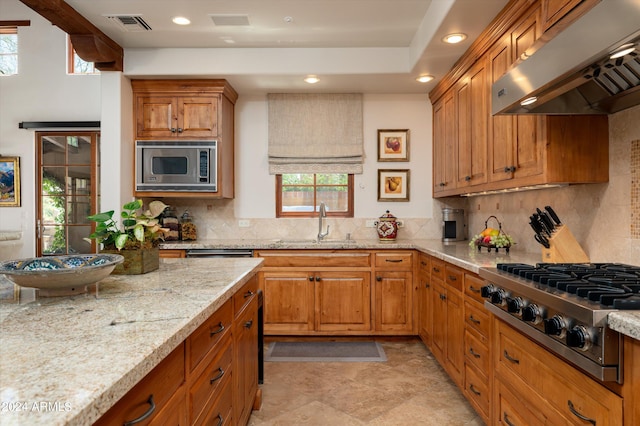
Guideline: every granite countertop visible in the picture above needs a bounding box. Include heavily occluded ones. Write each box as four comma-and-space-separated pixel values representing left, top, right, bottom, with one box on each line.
0, 257, 263, 426
162, 238, 640, 341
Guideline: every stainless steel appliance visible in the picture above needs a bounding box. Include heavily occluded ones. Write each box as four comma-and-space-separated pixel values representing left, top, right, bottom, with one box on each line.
136, 141, 217, 192
492, 0, 640, 115
479, 263, 640, 383
442, 208, 466, 242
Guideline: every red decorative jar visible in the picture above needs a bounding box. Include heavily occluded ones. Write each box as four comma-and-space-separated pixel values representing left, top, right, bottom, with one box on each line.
375, 210, 398, 242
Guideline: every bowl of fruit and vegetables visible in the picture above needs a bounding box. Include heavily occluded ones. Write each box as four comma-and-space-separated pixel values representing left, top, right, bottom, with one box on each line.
469, 216, 514, 253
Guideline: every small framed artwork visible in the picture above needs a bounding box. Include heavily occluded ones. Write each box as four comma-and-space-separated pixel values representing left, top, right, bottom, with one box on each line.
378, 169, 410, 201
0, 156, 20, 207
378, 129, 409, 162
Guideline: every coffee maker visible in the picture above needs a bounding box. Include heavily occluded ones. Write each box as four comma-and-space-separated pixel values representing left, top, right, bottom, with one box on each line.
442, 208, 466, 242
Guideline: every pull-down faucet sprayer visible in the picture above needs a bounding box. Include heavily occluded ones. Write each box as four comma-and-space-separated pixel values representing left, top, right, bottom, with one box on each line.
317, 202, 330, 241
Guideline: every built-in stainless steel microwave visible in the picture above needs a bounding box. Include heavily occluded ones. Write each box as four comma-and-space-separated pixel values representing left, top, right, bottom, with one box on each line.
135, 141, 217, 192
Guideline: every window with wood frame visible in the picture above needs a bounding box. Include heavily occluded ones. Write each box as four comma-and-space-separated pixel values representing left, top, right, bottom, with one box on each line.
0, 27, 18, 75
67, 36, 98, 75
276, 173, 353, 218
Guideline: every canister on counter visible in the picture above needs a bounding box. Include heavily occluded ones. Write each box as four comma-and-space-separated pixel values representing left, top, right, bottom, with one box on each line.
161, 206, 180, 241
180, 210, 197, 241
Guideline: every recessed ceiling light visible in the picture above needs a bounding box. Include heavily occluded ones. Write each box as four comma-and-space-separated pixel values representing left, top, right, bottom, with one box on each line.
442, 33, 467, 44
610, 43, 636, 59
520, 96, 538, 106
416, 74, 434, 83
172, 16, 191, 25
304, 75, 320, 84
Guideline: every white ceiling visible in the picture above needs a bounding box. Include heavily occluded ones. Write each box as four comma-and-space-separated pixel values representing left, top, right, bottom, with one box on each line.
64, 0, 509, 94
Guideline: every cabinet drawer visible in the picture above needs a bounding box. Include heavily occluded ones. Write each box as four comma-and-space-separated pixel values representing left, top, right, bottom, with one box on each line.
464, 364, 489, 420
149, 386, 187, 426
465, 330, 489, 375
445, 264, 463, 291
257, 250, 371, 268
95, 344, 185, 426
193, 371, 233, 426
496, 320, 623, 425
430, 258, 445, 280
464, 273, 486, 304
464, 301, 490, 341
417, 254, 430, 275
495, 381, 545, 426
374, 251, 413, 271
233, 275, 259, 316
188, 298, 232, 372
190, 337, 233, 424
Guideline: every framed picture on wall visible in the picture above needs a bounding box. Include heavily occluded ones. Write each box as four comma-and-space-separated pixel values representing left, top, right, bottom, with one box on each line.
0, 156, 20, 207
377, 129, 409, 161
378, 169, 409, 201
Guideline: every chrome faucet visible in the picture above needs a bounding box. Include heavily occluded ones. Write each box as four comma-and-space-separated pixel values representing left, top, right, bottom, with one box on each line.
317, 202, 330, 241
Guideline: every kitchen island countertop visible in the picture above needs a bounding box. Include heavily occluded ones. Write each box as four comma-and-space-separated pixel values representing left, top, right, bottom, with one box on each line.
163, 238, 640, 341
0, 257, 263, 426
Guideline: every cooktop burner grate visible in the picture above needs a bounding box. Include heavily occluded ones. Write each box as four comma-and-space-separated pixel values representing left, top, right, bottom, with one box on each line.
496, 262, 640, 309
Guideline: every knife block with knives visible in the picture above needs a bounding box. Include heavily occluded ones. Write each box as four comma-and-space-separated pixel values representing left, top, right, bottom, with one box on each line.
531, 206, 590, 263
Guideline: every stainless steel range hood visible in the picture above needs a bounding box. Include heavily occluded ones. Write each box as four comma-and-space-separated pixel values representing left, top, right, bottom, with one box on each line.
492, 0, 640, 115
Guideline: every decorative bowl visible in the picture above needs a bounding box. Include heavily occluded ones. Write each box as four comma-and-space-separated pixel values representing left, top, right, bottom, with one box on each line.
0, 254, 124, 291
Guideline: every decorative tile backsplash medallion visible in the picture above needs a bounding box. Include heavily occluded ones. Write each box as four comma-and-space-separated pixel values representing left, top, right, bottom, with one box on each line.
632, 140, 639, 239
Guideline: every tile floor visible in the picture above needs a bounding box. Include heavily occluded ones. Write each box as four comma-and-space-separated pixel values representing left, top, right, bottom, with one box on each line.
248, 338, 483, 425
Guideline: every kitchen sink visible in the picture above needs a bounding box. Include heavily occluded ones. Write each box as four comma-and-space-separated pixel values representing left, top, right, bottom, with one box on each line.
275, 239, 357, 245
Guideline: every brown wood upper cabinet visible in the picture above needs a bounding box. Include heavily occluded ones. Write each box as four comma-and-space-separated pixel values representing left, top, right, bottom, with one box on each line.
132, 79, 238, 199
430, 0, 608, 198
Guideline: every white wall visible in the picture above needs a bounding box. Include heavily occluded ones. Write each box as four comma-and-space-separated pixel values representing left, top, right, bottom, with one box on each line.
0, 0, 101, 259
233, 93, 433, 219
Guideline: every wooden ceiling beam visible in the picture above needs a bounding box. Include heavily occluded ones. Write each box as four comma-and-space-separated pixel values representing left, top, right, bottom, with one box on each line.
19, 0, 123, 71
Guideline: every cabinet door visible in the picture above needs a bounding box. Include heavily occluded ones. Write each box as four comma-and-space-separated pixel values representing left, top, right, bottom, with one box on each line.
234, 295, 259, 426
541, 0, 584, 31
262, 271, 314, 333
445, 288, 464, 388
487, 36, 515, 183
136, 95, 177, 138
418, 270, 432, 346
178, 96, 219, 138
315, 271, 371, 332
433, 91, 456, 195
430, 278, 447, 365
510, 9, 544, 181
456, 61, 488, 188
374, 271, 413, 332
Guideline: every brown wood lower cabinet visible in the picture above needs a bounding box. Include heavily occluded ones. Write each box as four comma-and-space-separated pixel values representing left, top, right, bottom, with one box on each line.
95, 275, 260, 426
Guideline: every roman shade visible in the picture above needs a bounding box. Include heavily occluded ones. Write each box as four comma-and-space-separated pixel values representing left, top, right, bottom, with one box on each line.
268, 93, 364, 174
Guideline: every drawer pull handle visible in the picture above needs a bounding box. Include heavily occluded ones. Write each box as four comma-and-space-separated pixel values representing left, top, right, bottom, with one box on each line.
216, 414, 224, 426
439, 293, 446, 300
244, 290, 255, 298
503, 412, 516, 426
424, 283, 430, 289
210, 367, 225, 384
469, 315, 480, 325
469, 384, 481, 396
448, 275, 457, 281
309, 276, 314, 282
123, 394, 155, 426
210, 322, 225, 337
385, 259, 403, 263
244, 320, 253, 329
469, 347, 481, 358
469, 285, 481, 293
315, 276, 321, 282
376, 276, 382, 282
568, 400, 596, 425
503, 350, 520, 364
420, 261, 427, 266
433, 267, 440, 273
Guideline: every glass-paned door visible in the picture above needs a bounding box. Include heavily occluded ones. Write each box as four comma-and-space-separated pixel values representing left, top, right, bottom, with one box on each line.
36, 132, 100, 256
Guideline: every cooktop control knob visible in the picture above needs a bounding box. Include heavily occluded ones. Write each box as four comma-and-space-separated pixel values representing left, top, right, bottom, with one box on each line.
491, 288, 508, 306
566, 325, 592, 351
522, 304, 542, 324
543, 315, 566, 337
506, 296, 524, 314
481, 284, 496, 298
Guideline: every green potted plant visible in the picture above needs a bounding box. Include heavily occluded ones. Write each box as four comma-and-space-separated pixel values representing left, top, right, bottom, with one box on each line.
87, 199, 168, 274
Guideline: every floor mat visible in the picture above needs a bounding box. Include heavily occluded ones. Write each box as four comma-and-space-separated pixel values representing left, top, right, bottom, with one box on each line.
265, 341, 387, 362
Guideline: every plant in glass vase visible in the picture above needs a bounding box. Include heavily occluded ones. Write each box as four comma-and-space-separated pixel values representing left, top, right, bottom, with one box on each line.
86, 199, 168, 274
